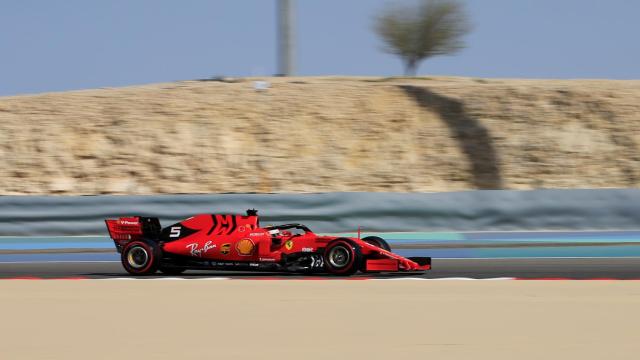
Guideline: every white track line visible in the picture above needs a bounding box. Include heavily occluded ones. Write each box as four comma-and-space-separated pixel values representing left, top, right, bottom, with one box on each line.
427, 277, 516, 281
370, 277, 515, 281
369, 277, 427, 281
90, 277, 515, 281
99, 277, 232, 281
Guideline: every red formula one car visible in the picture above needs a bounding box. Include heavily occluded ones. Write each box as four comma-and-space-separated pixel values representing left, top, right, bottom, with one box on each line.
105, 209, 431, 276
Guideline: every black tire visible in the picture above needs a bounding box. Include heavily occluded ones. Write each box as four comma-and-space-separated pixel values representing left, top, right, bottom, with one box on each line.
121, 240, 160, 275
323, 239, 363, 276
362, 236, 391, 252
159, 267, 186, 276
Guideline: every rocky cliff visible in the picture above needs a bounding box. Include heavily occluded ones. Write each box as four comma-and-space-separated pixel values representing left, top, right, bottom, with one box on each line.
0, 77, 638, 194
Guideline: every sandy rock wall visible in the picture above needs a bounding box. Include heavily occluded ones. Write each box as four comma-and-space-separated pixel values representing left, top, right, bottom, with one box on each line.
0, 77, 638, 194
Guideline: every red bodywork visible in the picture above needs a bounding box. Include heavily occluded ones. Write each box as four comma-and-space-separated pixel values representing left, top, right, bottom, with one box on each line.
105, 212, 430, 274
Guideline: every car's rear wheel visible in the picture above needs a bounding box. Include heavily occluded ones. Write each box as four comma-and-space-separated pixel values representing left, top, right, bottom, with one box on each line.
324, 240, 362, 276
121, 240, 160, 275
362, 236, 391, 252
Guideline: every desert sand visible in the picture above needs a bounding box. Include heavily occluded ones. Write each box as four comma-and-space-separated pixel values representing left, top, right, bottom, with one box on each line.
1, 280, 639, 359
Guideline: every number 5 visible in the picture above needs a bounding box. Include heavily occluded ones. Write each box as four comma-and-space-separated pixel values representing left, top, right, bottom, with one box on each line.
169, 226, 181, 238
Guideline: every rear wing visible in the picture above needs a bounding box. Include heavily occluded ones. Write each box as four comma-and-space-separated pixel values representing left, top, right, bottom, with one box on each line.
105, 217, 161, 252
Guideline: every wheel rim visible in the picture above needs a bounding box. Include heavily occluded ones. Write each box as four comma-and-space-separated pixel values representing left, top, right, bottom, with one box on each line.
127, 246, 149, 269
328, 245, 351, 269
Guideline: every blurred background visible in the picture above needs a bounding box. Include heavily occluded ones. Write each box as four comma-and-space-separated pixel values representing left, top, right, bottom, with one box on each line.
1, 0, 640, 272
2, 0, 640, 95
0, 0, 638, 196
3, 5, 640, 357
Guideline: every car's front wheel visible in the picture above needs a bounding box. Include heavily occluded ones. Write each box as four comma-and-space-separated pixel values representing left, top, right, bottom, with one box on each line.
324, 240, 362, 276
121, 241, 160, 275
362, 236, 391, 252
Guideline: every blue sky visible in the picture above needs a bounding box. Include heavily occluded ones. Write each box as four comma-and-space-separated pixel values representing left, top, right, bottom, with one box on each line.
1, 0, 638, 96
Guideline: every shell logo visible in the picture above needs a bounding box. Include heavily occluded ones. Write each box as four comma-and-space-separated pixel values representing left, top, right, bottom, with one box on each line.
284, 240, 294, 251
236, 238, 255, 256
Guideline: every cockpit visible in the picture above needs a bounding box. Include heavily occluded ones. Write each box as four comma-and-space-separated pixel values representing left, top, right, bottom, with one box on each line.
265, 223, 313, 236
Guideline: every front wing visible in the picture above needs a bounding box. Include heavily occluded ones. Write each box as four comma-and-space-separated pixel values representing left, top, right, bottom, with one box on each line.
357, 240, 431, 272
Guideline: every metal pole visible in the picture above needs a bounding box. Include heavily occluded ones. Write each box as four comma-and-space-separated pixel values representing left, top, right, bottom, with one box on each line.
277, 0, 295, 76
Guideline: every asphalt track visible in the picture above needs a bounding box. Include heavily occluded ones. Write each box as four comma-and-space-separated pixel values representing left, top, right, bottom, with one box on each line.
2, 257, 640, 279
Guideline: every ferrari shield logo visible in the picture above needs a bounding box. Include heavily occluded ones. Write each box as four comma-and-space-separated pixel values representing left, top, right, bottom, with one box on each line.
284, 240, 294, 250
